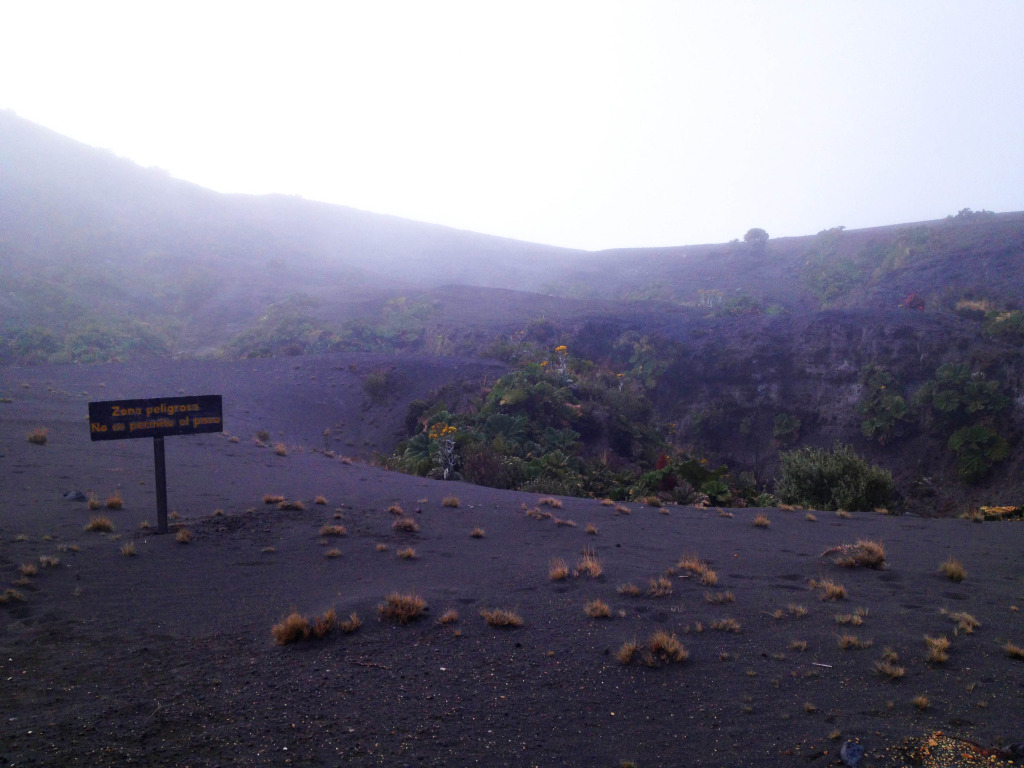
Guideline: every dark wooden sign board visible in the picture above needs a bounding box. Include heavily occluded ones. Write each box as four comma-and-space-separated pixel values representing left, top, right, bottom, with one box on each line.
88, 395, 223, 534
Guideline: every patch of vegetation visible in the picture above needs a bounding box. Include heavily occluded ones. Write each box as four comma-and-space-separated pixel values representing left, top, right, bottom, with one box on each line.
481, 607, 523, 627
390, 346, 711, 500
914, 362, 1011, 483
857, 365, 909, 445
776, 444, 894, 511
379, 592, 426, 624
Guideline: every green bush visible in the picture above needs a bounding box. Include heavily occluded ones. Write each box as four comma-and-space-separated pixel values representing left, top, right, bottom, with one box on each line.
776, 444, 894, 511
857, 365, 909, 445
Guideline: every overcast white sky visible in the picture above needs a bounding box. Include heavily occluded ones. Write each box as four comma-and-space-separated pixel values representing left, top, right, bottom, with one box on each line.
1, 1, 1022, 251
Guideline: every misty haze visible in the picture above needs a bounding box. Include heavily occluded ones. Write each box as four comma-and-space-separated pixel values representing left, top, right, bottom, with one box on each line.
2, 90, 1024, 768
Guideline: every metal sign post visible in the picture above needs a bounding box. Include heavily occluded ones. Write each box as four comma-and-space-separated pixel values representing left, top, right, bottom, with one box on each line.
88, 395, 223, 534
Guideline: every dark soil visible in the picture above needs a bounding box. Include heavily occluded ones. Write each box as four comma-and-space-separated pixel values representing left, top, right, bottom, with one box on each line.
2, 358, 1023, 767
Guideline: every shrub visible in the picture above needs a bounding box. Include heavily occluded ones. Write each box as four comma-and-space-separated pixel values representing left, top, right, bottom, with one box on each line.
314, 496, 327, 505
827, 540, 886, 569
1004, 642, 1024, 660
393, 517, 419, 533
438, 609, 459, 625
379, 592, 426, 624
339, 612, 362, 633
120, 542, 136, 557
27, 428, 48, 445
584, 599, 612, 618
752, 514, 770, 528
272, 611, 311, 645
776, 445, 894, 511
481, 607, 523, 627
105, 493, 124, 510
925, 635, 950, 663
470, 527, 485, 538
575, 550, 602, 578
442, 495, 460, 508
273, 443, 288, 457
175, 528, 192, 544
940, 558, 966, 582
616, 639, 639, 664
397, 547, 417, 559
85, 516, 114, 533
363, 367, 396, 402
648, 630, 689, 664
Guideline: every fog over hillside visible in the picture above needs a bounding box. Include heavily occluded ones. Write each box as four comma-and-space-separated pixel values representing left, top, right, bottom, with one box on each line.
2, 112, 1023, 515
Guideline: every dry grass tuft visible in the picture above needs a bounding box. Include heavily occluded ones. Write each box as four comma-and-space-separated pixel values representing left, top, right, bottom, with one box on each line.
913, 695, 930, 710
85, 515, 114, 533
618, 582, 640, 597
212, 508, 224, 517
752, 514, 771, 528
705, 591, 736, 604
324, 548, 341, 558
0, 589, 26, 604
272, 611, 311, 645
273, 443, 288, 456
940, 558, 967, 583
105, 493, 123, 510
319, 524, 347, 537
175, 528, 192, 544
120, 542, 136, 557
835, 612, 864, 626
442, 495, 460, 508
923, 634, 950, 663
584, 599, 612, 618
481, 607, 523, 627
538, 497, 563, 508
18, 563, 38, 577
88, 495, 101, 510
942, 609, 980, 635
790, 640, 808, 652
614, 504, 631, 515
339, 612, 362, 633
388, 503, 404, 515
438, 609, 459, 625
789, 603, 809, 618
375, 543, 388, 552
811, 578, 846, 601
647, 576, 673, 597
648, 630, 689, 664
718, 508, 734, 518
600, 498, 615, 506
804, 702, 818, 714
835, 510, 852, 519
470, 527, 485, 538
875, 658, 906, 680
393, 517, 419, 533
828, 540, 886, 569
575, 549, 602, 578
311, 608, 336, 639
554, 518, 577, 527
616, 639, 639, 664
837, 634, 872, 650
711, 618, 741, 632
27, 427, 48, 445
585, 523, 599, 535
549, 558, 570, 581
805, 513, 817, 521
379, 592, 426, 624
313, 496, 327, 505
1003, 641, 1024, 660
261, 546, 276, 554
397, 547, 417, 560
263, 494, 285, 504
278, 499, 305, 511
